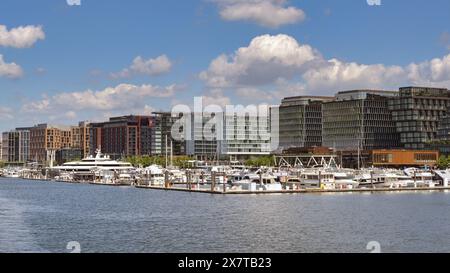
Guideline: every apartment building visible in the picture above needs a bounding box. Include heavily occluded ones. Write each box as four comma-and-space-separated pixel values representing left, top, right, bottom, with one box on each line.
389, 86, 450, 149
90, 115, 153, 159
29, 124, 72, 164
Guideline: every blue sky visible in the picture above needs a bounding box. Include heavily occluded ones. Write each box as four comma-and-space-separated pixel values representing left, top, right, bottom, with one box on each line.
0, 0, 450, 132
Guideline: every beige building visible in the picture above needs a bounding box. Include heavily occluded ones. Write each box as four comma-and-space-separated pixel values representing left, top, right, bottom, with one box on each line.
30, 124, 73, 164
71, 121, 91, 157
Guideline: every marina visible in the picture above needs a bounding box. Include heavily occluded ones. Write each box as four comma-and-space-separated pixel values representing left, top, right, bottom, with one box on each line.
2, 149, 450, 195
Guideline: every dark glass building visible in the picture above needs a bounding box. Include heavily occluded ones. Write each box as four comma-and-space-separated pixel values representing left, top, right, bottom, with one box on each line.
279, 96, 333, 150
322, 90, 400, 151
389, 87, 450, 149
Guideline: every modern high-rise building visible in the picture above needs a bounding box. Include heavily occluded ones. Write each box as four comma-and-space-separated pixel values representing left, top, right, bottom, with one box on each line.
322, 90, 400, 151
90, 115, 153, 159
151, 112, 186, 156
220, 108, 272, 160
438, 109, 450, 141
1, 128, 30, 163
30, 124, 72, 164
278, 96, 333, 150
389, 87, 450, 149
186, 112, 220, 160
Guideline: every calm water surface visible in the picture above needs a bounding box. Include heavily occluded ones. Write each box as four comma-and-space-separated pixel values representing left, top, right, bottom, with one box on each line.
1, 178, 449, 253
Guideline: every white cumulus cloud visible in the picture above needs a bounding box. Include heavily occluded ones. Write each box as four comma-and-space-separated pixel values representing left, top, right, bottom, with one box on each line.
0, 24, 45, 48
22, 83, 181, 114
200, 34, 319, 87
213, 0, 305, 28
0, 54, 23, 79
200, 34, 450, 99
111, 55, 172, 78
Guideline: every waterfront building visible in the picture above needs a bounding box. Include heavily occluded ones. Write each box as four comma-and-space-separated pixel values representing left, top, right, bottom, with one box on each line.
278, 96, 333, 150
388, 86, 450, 149
322, 90, 400, 151
71, 121, 91, 158
186, 112, 219, 160
1, 128, 30, 163
438, 109, 450, 141
151, 112, 186, 157
371, 149, 439, 168
90, 115, 153, 159
220, 107, 272, 160
30, 124, 72, 164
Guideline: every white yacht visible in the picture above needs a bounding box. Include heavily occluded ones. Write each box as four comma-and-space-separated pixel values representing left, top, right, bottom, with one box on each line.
231, 172, 282, 191
140, 165, 165, 186
52, 149, 134, 173
403, 168, 436, 188
2, 168, 21, 178
52, 149, 134, 183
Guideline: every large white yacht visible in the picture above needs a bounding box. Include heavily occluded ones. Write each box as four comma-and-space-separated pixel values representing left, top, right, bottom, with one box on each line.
52, 149, 134, 173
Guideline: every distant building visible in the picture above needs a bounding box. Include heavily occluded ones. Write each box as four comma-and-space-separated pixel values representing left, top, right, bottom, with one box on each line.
1, 128, 30, 163
71, 121, 91, 158
438, 109, 450, 141
90, 115, 153, 159
55, 148, 83, 165
322, 90, 400, 151
278, 96, 333, 150
371, 149, 439, 167
220, 108, 272, 160
186, 112, 219, 160
389, 86, 450, 149
151, 112, 186, 156
30, 124, 72, 164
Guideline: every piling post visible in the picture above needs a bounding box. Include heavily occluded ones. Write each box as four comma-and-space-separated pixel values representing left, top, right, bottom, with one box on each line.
165, 170, 169, 188
223, 173, 227, 193
187, 170, 191, 190
318, 171, 322, 189
370, 170, 374, 189
211, 171, 216, 192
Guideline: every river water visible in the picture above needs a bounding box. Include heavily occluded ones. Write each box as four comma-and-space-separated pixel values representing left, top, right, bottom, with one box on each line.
0, 178, 449, 253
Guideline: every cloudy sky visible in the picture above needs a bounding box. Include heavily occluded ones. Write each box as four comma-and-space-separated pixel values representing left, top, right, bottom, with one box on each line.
0, 0, 450, 132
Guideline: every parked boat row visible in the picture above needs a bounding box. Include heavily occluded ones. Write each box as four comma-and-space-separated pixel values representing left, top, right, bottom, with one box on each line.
1, 150, 449, 192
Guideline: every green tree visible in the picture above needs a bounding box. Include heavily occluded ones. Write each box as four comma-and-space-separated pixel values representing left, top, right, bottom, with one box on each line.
437, 155, 449, 169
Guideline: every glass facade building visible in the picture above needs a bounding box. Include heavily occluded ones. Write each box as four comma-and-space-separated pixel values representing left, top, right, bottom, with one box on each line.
323, 90, 400, 151
389, 87, 450, 149
278, 96, 333, 150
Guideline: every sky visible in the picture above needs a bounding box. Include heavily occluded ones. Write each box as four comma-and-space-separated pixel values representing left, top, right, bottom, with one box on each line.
0, 0, 450, 132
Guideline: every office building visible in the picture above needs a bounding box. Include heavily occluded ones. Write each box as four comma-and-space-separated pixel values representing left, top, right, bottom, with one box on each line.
278, 96, 333, 150
323, 90, 400, 151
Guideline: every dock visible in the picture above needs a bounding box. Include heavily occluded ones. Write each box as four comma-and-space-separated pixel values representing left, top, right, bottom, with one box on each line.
135, 185, 450, 195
